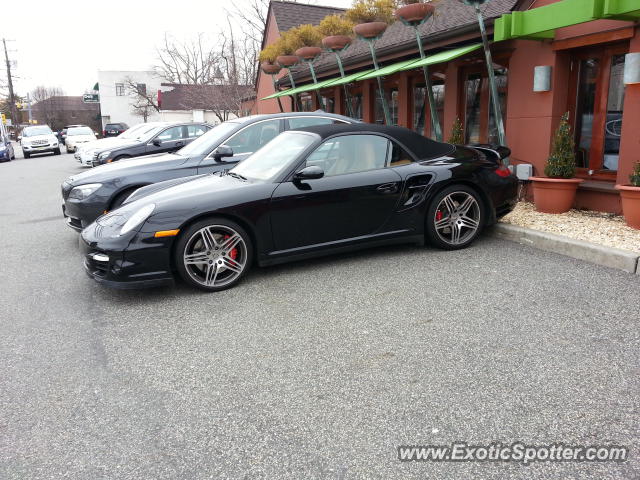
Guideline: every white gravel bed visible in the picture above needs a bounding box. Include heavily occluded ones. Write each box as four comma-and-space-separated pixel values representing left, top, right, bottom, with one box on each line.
500, 202, 640, 254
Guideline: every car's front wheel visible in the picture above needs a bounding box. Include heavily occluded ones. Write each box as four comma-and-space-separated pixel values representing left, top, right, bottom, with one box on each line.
54, 148, 61, 155
425, 185, 484, 250
175, 218, 253, 292
22, 150, 30, 159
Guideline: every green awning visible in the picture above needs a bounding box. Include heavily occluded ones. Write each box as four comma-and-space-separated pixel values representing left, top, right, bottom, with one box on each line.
494, 0, 640, 42
398, 44, 482, 71
261, 43, 482, 100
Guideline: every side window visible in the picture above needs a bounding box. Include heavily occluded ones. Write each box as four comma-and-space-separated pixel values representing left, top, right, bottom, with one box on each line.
186, 124, 207, 138
287, 117, 346, 129
225, 119, 280, 155
388, 141, 414, 167
156, 126, 184, 142
305, 134, 389, 177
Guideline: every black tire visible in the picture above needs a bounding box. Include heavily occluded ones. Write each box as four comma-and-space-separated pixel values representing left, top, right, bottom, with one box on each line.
109, 188, 138, 210
54, 148, 61, 155
23, 150, 30, 159
175, 217, 253, 292
425, 184, 484, 250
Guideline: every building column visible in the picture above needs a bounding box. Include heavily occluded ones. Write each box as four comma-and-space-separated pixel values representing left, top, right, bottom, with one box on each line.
334, 86, 344, 115
397, 71, 411, 128
443, 61, 460, 141
362, 80, 375, 123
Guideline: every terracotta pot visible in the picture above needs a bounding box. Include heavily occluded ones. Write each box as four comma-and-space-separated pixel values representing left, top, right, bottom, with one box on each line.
616, 185, 640, 229
353, 22, 388, 39
260, 62, 281, 75
295, 46, 322, 60
530, 177, 583, 214
395, 2, 435, 25
322, 35, 352, 51
276, 55, 299, 67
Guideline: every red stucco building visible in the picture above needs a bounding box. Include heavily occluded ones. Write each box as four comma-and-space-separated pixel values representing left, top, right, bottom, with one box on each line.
251, 0, 640, 214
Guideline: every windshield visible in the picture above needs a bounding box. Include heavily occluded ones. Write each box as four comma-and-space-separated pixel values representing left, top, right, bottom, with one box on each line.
178, 122, 239, 156
231, 131, 317, 182
23, 126, 53, 137
67, 127, 93, 136
133, 125, 165, 142
118, 124, 146, 139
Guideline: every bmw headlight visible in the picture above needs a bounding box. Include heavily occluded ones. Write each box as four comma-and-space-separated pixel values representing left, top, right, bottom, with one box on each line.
69, 183, 102, 200
98, 151, 111, 160
120, 203, 155, 235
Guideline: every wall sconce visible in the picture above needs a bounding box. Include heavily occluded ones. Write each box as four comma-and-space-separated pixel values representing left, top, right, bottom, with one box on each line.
624, 52, 640, 85
533, 66, 552, 92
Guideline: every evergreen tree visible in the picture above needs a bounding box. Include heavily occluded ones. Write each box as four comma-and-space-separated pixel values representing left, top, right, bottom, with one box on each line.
544, 112, 576, 178
630, 161, 640, 187
448, 117, 464, 144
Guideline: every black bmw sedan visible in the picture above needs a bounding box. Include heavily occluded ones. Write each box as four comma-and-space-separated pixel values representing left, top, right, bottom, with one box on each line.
80, 123, 517, 292
61, 112, 355, 231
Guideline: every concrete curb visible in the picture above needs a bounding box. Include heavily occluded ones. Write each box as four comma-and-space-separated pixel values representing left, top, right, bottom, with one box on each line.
489, 223, 640, 275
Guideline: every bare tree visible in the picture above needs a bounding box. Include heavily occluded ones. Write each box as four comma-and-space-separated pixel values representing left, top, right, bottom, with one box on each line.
31, 86, 65, 128
155, 33, 223, 85
123, 77, 160, 122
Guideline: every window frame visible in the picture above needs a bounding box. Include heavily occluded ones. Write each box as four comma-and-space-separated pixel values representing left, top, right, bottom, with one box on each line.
205, 118, 283, 159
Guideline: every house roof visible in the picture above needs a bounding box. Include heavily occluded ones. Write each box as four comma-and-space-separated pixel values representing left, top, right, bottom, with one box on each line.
271, 1, 345, 32
32, 96, 99, 112
277, 0, 519, 86
160, 83, 254, 111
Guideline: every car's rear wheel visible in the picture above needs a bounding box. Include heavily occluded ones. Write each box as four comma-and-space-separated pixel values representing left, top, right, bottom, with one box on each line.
54, 148, 61, 155
23, 150, 30, 159
175, 218, 253, 292
425, 185, 483, 250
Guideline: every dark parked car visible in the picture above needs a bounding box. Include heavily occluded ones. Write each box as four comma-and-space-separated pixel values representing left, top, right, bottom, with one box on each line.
0, 130, 15, 162
61, 113, 355, 231
103, 122, 129, 138
79, 123, 517, 292
90, 122, 211, 166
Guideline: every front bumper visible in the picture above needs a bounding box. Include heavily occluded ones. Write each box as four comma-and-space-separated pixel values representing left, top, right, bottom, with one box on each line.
23, 143, 58, 153
62, 197, 104, 231
80, 227, 175, 289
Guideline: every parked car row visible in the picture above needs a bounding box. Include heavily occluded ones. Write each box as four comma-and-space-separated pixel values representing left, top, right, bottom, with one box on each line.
61, 112, 518, 293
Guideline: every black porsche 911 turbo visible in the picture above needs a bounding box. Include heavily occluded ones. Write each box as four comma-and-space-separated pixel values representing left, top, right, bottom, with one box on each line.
80, 123, 517, 292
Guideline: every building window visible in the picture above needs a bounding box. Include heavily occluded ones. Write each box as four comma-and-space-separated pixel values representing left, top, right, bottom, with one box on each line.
115, 83, 125, 96
136, 83, 147, 95
375, 88, 398, 125
413, 81, 445, 139
346, 93, 363, 121
570, 45, 627, 173
299, 93, 313, 112
462, 64, 508, 145
321, 95, 335, 113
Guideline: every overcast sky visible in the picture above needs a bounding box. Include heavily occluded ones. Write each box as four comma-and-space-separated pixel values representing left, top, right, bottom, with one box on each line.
2, 0, 351, 97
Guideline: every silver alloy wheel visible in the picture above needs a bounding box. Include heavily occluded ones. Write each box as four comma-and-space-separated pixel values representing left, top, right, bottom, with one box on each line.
183, 225, 247, 288
433, 191, 481, 246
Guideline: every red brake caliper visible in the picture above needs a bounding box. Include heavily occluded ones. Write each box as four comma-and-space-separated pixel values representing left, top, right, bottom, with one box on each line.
435, 210, 443, 221
223, 235, 238, 260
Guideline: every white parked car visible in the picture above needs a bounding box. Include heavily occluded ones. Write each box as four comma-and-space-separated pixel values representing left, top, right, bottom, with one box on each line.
65, 126, 98, 153
20, 125, 60, 158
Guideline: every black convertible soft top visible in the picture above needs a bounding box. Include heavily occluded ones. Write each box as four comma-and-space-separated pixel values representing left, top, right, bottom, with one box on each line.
293, 123, 455, 161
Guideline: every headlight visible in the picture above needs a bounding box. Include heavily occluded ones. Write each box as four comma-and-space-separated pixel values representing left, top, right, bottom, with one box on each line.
98, 151, 111, 160
68, 183, 102, 200
120, 204, 155, 235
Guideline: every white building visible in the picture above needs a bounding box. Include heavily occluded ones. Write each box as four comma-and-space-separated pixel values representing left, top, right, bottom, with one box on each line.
97, 70, 163, 128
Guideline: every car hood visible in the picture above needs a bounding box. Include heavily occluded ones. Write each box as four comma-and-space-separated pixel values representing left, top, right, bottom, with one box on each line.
66, 135, 96, 143
95, 139, 141, 152
67, 153, 188, 185
22, 134, 56, 142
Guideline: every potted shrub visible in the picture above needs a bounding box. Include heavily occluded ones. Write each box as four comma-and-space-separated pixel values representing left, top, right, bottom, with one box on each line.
530, 112, 583, 214
258, 44, 282, 75
395, 0, 437, 26
448, 117, 464, 144
291, 24, 323, 60
616, 162, 640, 229
346, 0, 396, 39
319, 14, 354, 51
274, 30, 300, 68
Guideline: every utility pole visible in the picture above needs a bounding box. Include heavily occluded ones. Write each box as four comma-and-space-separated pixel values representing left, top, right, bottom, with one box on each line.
3, 38, 19, 128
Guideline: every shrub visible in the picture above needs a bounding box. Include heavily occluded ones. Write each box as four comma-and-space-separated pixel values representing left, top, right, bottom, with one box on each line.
259, 44, 280, 63
288, 24, 323, 48
544, 112, 576, 179
630, 161, 640, 187
448, 117, 464, 144
318, 15, 355, 37
346, 0, 397, 24
277, 30, 301, 55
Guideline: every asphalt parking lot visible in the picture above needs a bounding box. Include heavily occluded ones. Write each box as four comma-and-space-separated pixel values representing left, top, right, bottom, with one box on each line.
1, 151, 639, 479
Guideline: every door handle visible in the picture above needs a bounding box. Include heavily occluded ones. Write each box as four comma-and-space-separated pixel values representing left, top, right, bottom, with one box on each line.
376, 182, 398, 194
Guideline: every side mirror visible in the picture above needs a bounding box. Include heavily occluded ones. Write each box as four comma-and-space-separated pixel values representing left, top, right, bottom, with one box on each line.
212, 144, 234, 162
294, 165, 324, 181
152, 138, 162, 146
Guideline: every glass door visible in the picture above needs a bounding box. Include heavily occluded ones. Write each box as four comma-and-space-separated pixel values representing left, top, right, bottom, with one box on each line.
568, 44, 627, 177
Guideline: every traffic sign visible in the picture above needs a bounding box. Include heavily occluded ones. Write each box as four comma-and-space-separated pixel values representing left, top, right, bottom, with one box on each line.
83, 93, 99, 103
